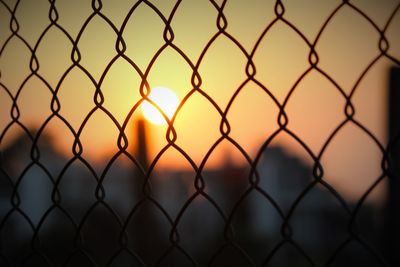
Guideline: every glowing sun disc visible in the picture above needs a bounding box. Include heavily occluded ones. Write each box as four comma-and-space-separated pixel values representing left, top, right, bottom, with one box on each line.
142, 86, 179, 125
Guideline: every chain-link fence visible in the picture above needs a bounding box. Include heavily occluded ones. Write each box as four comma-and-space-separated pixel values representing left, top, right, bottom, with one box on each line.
0, 0, 399, 266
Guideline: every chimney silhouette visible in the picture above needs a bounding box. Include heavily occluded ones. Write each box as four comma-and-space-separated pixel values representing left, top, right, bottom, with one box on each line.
135, 117, 149, 170
131, 117, 166, 264
130, 117, 149, 203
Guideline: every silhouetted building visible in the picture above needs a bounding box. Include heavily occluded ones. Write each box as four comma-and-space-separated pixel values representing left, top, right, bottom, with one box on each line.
0, 125, 384, 266
0, 130, 65, 234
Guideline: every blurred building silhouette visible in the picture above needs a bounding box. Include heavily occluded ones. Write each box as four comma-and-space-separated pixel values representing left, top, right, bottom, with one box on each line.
0, 123, 386, 266
0, 130, 64, 234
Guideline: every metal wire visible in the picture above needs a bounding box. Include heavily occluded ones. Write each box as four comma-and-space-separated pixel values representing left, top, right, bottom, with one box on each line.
0, 0, 399, 266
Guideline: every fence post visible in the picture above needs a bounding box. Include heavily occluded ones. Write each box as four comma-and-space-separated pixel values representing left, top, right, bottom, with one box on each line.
386, 67, 400, 266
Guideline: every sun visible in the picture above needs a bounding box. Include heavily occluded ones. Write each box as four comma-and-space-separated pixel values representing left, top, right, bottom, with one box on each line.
141, 86, 179, 125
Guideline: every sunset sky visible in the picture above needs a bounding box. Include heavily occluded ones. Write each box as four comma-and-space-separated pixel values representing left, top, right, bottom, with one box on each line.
0, 0, 399, 203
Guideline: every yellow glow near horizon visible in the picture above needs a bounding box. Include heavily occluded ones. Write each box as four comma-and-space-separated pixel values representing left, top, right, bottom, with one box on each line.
141, 86, 179, 125
1, 0, 397, 203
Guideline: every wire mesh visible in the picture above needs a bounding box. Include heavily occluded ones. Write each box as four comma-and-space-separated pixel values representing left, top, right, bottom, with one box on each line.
0, 0, 399, 266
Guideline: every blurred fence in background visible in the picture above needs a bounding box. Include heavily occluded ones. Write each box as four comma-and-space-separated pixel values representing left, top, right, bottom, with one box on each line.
0, 0, 400, 266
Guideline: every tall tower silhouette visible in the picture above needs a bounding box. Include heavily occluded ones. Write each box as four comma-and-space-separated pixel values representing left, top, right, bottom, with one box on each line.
131, 116, 150, 202
135, 117, 149, 171
131, 117, 165, 264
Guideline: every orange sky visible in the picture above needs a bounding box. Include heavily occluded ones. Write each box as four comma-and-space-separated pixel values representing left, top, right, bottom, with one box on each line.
1, 0, 399, 203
